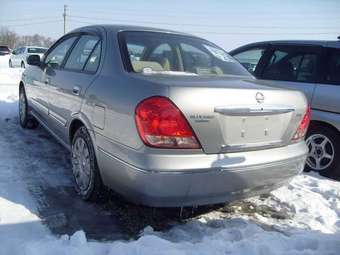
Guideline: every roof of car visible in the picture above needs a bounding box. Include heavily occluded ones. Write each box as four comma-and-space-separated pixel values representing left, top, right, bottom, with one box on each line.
230, 39, 340, 52
25, 46, 48, 48
71, 24, 198, 38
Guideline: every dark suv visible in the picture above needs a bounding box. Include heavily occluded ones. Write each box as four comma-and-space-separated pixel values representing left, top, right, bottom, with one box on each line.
230, 40, 340, 177
0, 46, 11, 56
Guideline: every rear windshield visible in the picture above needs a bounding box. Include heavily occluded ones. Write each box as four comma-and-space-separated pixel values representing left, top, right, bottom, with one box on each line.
119, 31, 251, 77
28, 47, 47, 54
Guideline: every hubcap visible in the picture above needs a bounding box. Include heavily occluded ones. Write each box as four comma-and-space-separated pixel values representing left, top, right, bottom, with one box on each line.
306, 134, 334, 171
19, 91, 26, 123
72, 137, 91, 192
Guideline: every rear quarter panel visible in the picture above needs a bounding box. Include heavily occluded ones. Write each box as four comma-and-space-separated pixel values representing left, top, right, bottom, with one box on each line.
312, 83, 340, 114
311, 83, 340, 132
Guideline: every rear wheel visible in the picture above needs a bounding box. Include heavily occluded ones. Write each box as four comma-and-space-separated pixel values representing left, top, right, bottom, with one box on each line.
19, 87, 39, 129
305, 124, 340, 177
71, 126, 105, 201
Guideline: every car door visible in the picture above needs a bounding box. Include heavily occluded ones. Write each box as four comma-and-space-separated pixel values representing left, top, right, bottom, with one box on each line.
257, 45, 322, 102
34, 35, 78, 125
312, 47, 340, 113
46, 34, 101, 143
12, 47, 22, 66
17, 47, 25, 66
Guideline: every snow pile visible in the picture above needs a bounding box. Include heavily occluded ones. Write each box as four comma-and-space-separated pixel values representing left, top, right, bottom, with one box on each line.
0, 65, 21, 120
0, 58, 339, 254
0, 55, 23, 86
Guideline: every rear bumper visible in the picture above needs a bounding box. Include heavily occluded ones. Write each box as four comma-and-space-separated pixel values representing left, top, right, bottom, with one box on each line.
98, 142, 308, 207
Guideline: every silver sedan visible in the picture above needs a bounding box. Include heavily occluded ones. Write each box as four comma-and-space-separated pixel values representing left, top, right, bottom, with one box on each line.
19, 25, 309, 207
9, 46, 47, 68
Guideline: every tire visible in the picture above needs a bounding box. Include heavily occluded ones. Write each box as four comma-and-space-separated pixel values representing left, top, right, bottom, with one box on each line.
71, 126, 106, 202
305, 124, 340, 178
21, 61, 25, 68
9, 60, 13, 68
19, 87, 39, 129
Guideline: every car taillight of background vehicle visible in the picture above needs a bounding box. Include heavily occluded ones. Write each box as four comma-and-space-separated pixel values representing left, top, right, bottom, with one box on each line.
135, 96, 201, 149
292, 105, 311, 141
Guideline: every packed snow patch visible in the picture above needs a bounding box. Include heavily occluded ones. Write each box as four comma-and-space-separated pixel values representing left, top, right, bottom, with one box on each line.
0, 58, 339, 254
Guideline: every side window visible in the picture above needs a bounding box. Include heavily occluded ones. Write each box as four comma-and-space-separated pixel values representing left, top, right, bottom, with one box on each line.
233, 47, 266, 73
84, 41, 101, 73
44, 36, 77, 69
64, 35, 100, 71
17, 47, 24, 54
325, 49, 340, 85
262, 48, 318, 82
268, 50, 289, 66
297, 54, 317, 82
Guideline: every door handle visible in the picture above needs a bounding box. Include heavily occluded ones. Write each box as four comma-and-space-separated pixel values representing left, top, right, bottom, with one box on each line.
72, 86, 80, 95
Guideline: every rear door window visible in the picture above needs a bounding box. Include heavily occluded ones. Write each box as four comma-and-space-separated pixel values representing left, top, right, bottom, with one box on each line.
232, 47, 266, 74
84, 41, 102, 73
28, 47, 47, 54
262, 47, 318, 82
64, 35, 100, 71
324, 49, 340, 85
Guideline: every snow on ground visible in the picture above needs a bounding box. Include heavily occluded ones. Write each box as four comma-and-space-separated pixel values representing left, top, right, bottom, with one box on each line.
0, 55, 339, 254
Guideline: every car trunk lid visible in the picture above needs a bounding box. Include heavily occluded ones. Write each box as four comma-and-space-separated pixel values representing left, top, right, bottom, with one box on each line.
166, 78, 307, 154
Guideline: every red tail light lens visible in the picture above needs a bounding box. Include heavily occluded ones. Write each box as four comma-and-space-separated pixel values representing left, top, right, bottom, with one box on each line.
135, 96, 201, 149
292, 105, 311, 141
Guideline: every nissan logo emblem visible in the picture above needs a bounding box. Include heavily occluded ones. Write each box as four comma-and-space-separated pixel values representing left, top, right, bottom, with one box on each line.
255, 92, 265, 104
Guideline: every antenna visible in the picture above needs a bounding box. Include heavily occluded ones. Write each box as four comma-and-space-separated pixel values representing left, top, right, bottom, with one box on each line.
63, 5, 68, 35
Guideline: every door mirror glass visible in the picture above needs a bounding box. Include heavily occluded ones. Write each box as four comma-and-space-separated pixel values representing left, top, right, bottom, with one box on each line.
27, 54, 41, 66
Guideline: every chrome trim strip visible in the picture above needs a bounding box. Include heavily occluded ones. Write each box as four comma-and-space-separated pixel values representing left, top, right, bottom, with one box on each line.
214, 105, 295, 116
31, 98, 48, 114
49, 110, 67, 127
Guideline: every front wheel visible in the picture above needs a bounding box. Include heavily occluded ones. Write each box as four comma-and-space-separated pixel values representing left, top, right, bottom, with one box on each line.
305, 124, 340, 177
71, 126, 105, 201
21, 61, 25, 68
19, 87, 39, 129
9, 60, 13, 68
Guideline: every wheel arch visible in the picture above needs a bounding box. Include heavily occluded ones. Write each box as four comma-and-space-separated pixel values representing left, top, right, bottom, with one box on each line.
19, 81, 24, 91
69, 119, 85, 143
68, 113, 97, 150
309, 120, 340, 135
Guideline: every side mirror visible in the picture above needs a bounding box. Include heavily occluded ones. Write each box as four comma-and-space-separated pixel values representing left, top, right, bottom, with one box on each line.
27, 55, 41, 66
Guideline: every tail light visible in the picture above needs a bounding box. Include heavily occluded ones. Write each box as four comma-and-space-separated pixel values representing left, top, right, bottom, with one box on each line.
135, 96, 201, 149
292, 105, 311, 141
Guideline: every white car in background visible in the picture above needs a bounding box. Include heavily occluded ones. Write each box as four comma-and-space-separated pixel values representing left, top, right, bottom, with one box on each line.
9, 46, 47, 68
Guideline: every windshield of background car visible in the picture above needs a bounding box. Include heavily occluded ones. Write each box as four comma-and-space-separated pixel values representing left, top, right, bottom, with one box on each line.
120, 31, 252, 77
0, 46, 9, 51
28, 47, 47, 54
